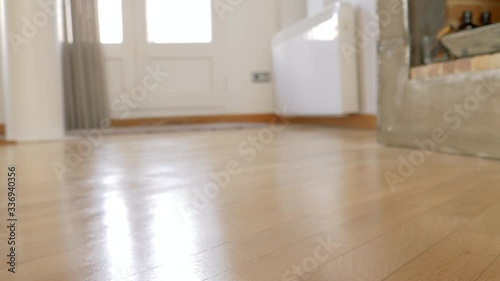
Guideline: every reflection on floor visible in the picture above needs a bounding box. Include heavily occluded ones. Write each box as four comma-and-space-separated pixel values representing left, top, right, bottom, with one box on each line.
0, 126, 499, 281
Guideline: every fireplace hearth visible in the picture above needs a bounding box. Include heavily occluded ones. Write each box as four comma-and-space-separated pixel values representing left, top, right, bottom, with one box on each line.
377, 0, 500, 159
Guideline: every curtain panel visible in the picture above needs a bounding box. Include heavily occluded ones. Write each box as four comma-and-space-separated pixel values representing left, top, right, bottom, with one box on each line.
63, 0, 108, 130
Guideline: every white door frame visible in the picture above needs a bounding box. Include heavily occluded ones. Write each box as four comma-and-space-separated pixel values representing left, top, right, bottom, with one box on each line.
102, 0, 227, 119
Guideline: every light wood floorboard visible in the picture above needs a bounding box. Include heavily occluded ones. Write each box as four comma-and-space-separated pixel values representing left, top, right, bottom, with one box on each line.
0, 126, 498, 281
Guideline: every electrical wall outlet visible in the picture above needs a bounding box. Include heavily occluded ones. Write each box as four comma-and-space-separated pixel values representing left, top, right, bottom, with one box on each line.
252, 72, 272, 83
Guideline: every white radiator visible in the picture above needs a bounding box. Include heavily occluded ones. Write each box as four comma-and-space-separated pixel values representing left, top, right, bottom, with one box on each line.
272, 2, 359, 116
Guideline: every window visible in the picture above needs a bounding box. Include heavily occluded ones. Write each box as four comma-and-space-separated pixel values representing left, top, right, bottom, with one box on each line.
98, 0, 124, 44
146, 0, 212, 44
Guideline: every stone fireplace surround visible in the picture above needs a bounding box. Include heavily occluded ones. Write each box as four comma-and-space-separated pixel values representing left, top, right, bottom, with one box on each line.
377, 0, 500, 159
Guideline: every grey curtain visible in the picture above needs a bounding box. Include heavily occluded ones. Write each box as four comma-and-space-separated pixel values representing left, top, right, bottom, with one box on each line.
63, 0, 108, 130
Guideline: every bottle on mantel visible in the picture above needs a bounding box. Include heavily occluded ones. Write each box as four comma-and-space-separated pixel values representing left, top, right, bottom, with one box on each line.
458, 11, 477, 31
481, 11, 492, 26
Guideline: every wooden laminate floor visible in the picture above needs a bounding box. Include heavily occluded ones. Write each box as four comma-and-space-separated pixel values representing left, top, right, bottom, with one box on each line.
0, 126, 499, 281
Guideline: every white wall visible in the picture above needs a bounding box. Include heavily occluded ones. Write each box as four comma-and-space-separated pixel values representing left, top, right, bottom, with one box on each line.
278, 0, 307, 29
307, 0, 326, 17
224, 0, 313, 114
104, 0, 281, 118
0, 0, 376, 127
104, 0, 377, 118
224, 0, 280, 114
